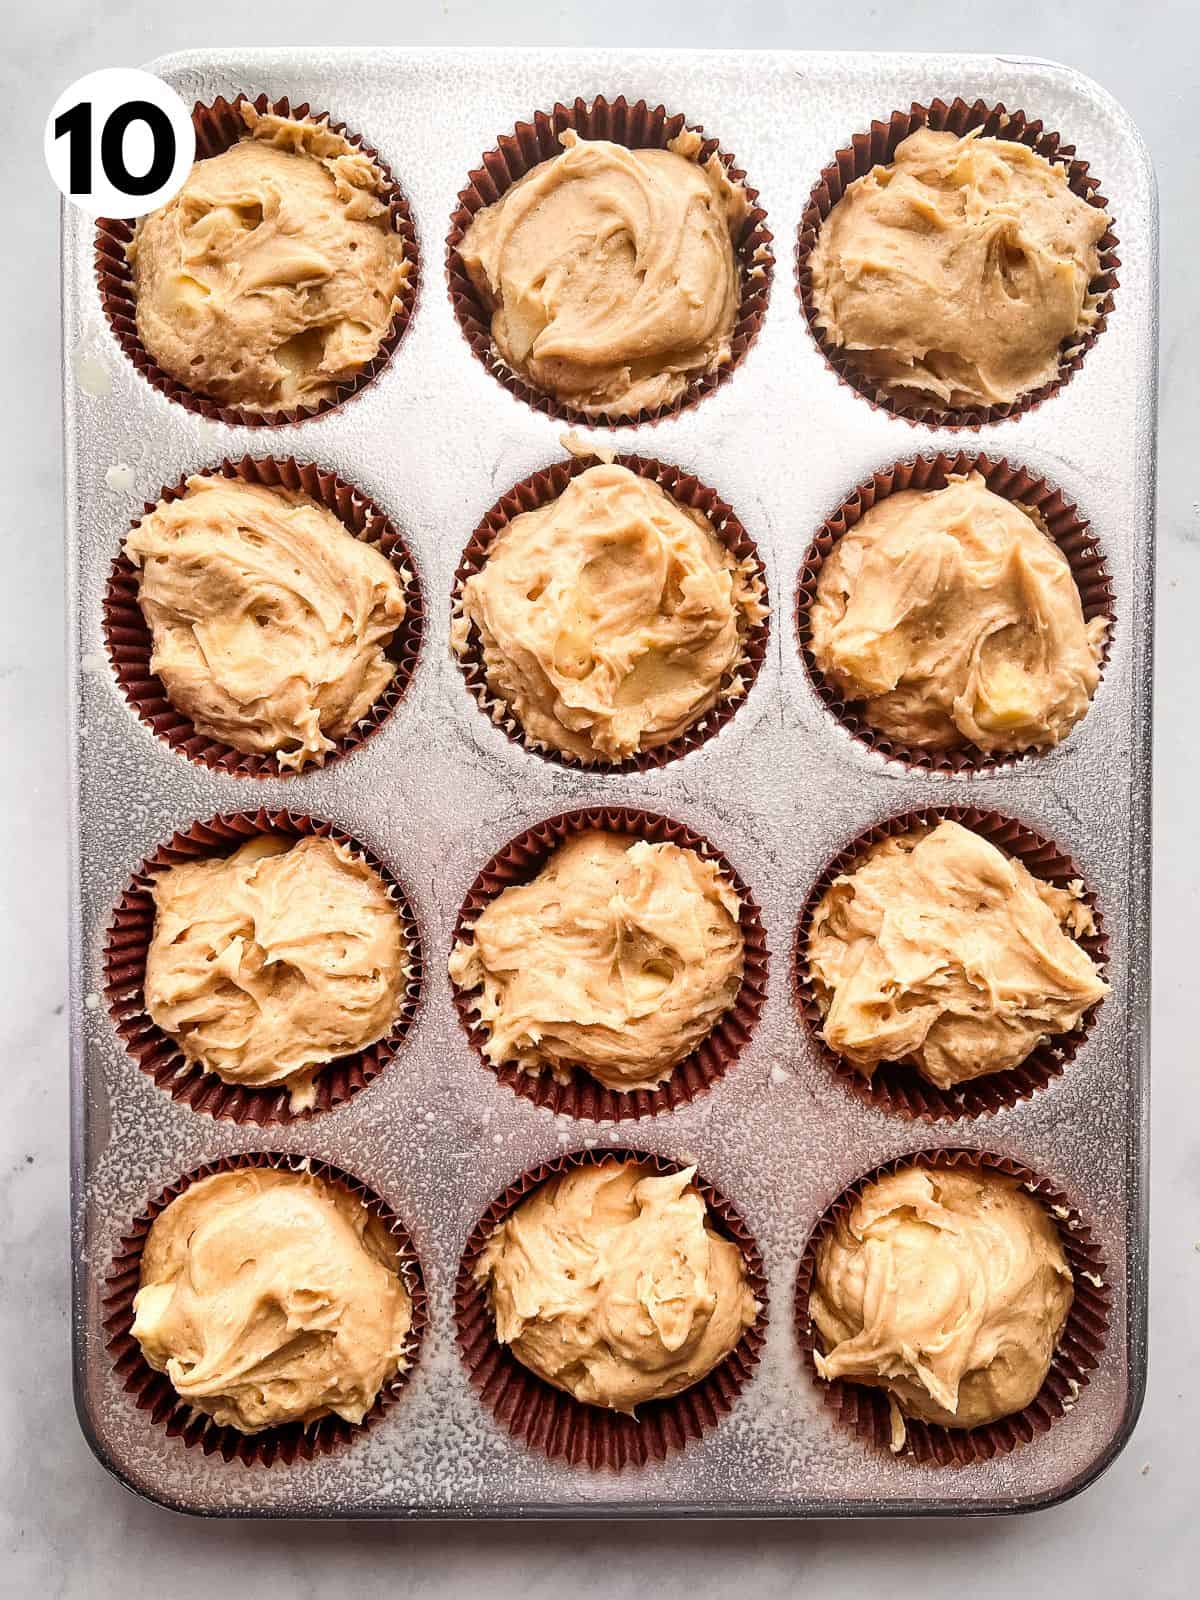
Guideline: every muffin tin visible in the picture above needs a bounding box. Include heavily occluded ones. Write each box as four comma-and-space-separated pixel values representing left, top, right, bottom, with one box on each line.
65, 48, 1155, 1517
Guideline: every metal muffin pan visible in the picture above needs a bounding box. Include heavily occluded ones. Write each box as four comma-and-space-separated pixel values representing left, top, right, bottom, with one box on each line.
64, 46, 1156, 1517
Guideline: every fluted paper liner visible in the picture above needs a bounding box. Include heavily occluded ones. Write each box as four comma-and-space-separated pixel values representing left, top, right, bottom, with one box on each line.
795, 806, 1108, 1121
103, 1150, 427, 1467
104, 809, 422, 1125
795, 96, 1120, 429
456, 1146, 768, 1469
95, 94, 420, 428
795, 453, 1115, 774
103, 456, 424, 777
451, 807, 768, 1121
794, 1147, 1110, 1467
452, 452, 769, 770
446, 95, 773, 427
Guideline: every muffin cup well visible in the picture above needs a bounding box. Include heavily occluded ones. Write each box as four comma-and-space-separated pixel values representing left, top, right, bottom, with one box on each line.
446, 94, 774, 427
795, 96, 1120, 429
450, 807, 768, 1122
95, 93, 420, 428
795, 805, 1108, 1122
103, 1150, 427, 1467
456, 1146, 768, 1469
103, 809, 423, 1125
796, 452, 1114, 774
103, 456, 424, 777
452, 451, 769, 771
794, 1147, 1110, 1466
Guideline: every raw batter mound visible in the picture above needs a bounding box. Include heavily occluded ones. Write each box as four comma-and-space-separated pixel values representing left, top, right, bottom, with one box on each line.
459, 131, 748, 417
475, 1160, 757, 1412
810, 128, 1109, 410
130, 106, 408, 411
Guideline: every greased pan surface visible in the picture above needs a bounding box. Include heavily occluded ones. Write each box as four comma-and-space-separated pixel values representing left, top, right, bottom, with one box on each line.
64, 47, 1155, 1517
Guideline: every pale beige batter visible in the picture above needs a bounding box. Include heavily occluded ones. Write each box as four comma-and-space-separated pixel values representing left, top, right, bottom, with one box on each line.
459, 130, 748, 417
808, 473, 1105, 754
125, 475, 407, 770
806, 820, 1108, 1089
129, 106, 408, 412
475, 1159, 758, 1412
448, 830, 744, 1093
810, 1164, 1074, 1445
810, 128, 1110, 410
144, 835, 407, 1110
454, 463, 765, 762
132, 1167, 413, 1433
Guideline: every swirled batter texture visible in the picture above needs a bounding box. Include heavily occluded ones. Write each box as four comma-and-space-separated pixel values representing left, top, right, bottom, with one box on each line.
132, 1167, 413, 1433
806, 820, 1108, 1088
125, 475, 407, 770
144, 835, 407, 1110
808, 473, 1105, 754
448, 830, 744, 1092
810, 129, 1110, 410
475, 1159, 757, 1412
810, 1164, 1073, 1444
129, 106, 408, 412
455, 463, 764, 762
459, 131, 748, 417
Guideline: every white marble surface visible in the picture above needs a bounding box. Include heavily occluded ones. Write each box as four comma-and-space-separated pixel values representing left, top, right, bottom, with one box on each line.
1, 0, 1195, 1594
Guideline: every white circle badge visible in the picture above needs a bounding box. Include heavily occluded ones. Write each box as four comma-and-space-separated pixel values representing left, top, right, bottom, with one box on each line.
44, 68, 195, 218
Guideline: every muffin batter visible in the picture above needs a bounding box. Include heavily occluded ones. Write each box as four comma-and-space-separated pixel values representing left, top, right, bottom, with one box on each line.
806, 820, 1108, 1088
458, 130, 748, 417
144, 835, 407, 1110
125, 475, 407, 770
810, 1164, 1074, 1444
474, 1159, 757, 1412
129, 106, 408, 412
448, 830, 744, 1092
455, 463, 764, 762
810, 128, 1110, 410
808, 473, 1105, 754
132, 1167, 413, 1433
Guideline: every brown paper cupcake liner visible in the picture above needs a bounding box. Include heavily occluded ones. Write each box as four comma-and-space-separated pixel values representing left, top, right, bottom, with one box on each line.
446, 95, 774, 427
95, 94, 420, 428
794, 1146, 1110, 1466
452, 451, 769, 771
103, 1150, 427, 1467
795, 97, 1120, 429
102, 456, 424, 777
456, 1146, 768, 1468
795, 805, 1108, 1122
451, 807, 768, 1122
104, 809, 423, 1125
795, 453, 1115, 774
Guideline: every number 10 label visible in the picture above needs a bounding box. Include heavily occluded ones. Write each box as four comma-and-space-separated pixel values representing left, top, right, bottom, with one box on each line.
45, 68, 195, 218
